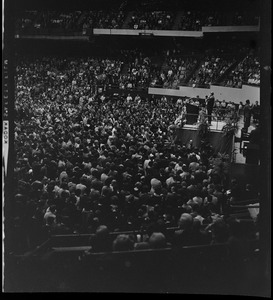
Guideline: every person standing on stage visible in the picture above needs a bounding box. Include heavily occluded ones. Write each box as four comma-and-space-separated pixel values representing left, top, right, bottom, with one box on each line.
206, 92, 215, 125
243, 99, 252, 131
198, 105, 207, 124
251, 100, 260, 124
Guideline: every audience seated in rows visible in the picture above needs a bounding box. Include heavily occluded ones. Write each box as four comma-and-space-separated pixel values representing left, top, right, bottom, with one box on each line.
15, 10, 260, 34
224, 54, 260, 88
12, 55, 259, 255
129, 11, 175, 30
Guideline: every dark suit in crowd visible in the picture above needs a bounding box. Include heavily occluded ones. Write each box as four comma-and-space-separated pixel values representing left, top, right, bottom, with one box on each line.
207, 93, 215, 124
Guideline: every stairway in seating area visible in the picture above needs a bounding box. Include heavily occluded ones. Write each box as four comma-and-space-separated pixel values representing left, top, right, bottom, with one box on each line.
185, 58, 203, 86
181, 56, 202, 86
215, 58, 241, 85
160, 60, 169, 74
120, 63, 130, 75
77, 11, 87, 28
122, 11, 134, 29
216, 56, 246, 86
172, 11, 183, 30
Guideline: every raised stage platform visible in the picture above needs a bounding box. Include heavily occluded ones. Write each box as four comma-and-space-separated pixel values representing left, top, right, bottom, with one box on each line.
175, 121, 234, 156
183, 120, 227, 132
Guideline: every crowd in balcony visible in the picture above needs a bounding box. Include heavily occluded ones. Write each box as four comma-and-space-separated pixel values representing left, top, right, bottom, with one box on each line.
117, 50, 159, 89
14, 46, 259, 94
15, 11, 126, 33
178, 10, 259, 31
16, 11, 85, 32
15, 10, 259, 34
162, 50, 199, 88
151, 57, 198, 89
80, 11, 126, 30
14, 45, 259, 95
188, 54, 236, 87
128, 11, 175, 30
224, 54, 260, 88
178, 11, 221, 31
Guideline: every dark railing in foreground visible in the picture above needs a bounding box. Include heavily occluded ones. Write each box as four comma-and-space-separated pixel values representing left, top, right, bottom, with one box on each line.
6, 237, 261, 293
5, 195, 262, 292
13, 197, 259, 258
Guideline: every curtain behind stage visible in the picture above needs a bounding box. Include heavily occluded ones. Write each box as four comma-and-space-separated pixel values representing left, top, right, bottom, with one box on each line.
176, 128, 233, 155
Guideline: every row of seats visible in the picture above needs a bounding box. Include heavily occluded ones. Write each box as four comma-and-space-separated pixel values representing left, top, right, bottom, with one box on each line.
27, 208, 257, 255
10, 237, 260, 292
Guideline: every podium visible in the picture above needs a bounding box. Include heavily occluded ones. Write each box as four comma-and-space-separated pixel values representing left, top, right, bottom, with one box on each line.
186, 103, 199, 125
246, 143, 260, 165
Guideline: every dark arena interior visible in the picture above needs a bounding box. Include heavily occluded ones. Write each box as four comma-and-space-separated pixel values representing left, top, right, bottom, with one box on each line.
3, 0, 271, 295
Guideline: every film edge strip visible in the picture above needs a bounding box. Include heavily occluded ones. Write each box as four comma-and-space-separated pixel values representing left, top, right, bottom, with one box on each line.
3, 58, 9, 178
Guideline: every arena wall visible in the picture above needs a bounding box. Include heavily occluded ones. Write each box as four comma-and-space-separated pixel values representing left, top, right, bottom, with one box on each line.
149, 84, 260, 103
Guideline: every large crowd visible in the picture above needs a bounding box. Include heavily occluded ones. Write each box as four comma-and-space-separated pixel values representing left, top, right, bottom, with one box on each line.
80, 11, 126, 30
5, 3, 265, 292
117, 50, 160, 90
11, 55, 260, 255
189, 55, 236, 87
16, 11, 85, 32
178, 11, 225, 31
15, 11, 126, 33
129, 11, 175, 30
129, 48, 259, 89
178, 10, 259, 31
16, 10, 260, 33
160, 54, 198, 88
14, 48, 260, 92
224, 54, 260, 88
